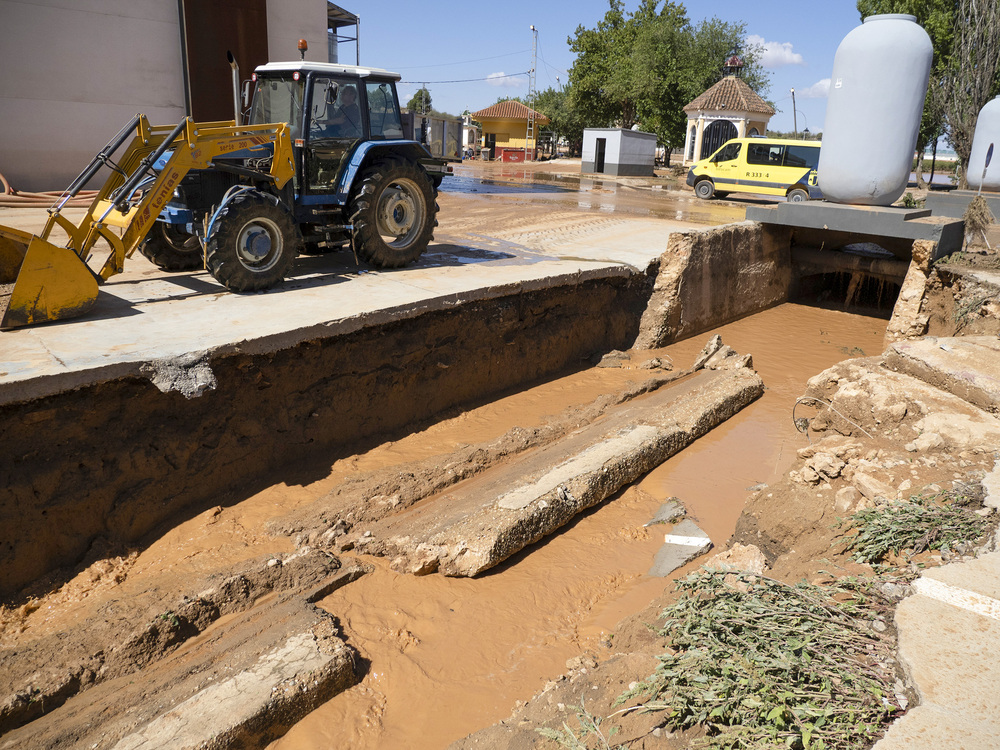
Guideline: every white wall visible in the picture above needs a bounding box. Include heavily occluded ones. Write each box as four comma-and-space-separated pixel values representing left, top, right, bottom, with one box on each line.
0, 0, 187, 192
0, 0, 332, 192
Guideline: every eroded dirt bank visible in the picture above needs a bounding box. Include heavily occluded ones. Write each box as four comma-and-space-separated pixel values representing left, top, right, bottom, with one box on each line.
1, 273, 652, 600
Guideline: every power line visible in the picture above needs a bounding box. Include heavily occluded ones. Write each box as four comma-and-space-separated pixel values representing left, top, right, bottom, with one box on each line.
400, 72, 530, 85
394, 50, 531, 70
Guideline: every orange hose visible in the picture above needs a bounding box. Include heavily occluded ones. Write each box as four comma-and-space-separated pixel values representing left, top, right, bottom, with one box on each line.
0, 169, 98, 208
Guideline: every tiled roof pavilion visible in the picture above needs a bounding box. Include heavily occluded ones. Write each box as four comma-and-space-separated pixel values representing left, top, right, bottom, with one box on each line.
471, 100, 550, 123
683, 76, 775, 116
682, 76, 775, 164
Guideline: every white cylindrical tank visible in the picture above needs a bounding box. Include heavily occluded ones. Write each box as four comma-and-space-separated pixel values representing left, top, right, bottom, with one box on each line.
968, 96, 1000, 191
818, 14, 933, 206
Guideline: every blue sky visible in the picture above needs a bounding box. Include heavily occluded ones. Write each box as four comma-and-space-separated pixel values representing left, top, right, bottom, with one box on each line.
349, 1, 869, 135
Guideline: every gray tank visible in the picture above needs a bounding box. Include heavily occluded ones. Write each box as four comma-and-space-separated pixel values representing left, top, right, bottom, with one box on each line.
968, 96, 1000, 191
817, 14, 932, 206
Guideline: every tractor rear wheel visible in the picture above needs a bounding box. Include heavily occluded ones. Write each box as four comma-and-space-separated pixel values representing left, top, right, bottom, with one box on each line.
139, 223, 203, 271
205, 193, 299, 292
350, 160, 437, 268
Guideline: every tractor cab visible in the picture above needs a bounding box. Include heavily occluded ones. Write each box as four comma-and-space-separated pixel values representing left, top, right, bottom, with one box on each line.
248, 63, 419, 209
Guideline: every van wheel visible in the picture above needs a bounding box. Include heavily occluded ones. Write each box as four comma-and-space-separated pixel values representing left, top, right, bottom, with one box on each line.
694, 180, 715, 200
787, 188, 809, 203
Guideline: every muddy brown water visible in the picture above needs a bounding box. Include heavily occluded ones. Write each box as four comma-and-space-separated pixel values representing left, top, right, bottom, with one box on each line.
266, 303, 886, 750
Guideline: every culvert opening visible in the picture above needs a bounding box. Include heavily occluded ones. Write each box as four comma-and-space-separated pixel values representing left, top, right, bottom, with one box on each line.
790, 243, 907, 318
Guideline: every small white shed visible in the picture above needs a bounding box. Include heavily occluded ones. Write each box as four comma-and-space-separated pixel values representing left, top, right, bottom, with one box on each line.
581, 128, 657, 176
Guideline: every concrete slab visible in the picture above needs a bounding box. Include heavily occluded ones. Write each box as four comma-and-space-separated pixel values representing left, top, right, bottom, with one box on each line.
0, 214, 675, 407
0, 566, 363, 750
648, 518, 712, 577
925, 189, 1000, 220
884, 336, 1000, 415
644, 497, 685, 526
879, 585, 1000, 747
352, 366, 763, 576
746, 201, 964, 257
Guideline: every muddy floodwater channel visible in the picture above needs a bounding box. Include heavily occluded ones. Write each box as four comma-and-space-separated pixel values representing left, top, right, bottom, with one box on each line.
264, 303, 886, 749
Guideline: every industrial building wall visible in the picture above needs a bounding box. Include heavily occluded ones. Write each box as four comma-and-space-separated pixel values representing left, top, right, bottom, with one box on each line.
0, 0, 186, 192
267, 0, 329, 63
0, 0, 332, 193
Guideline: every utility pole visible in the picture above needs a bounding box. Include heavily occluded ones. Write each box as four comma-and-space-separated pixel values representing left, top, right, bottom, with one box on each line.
790, 88, 797, 138
524, 25, 537, 163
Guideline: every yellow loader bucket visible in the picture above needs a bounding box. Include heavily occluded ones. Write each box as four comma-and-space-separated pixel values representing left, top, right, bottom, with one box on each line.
0, 227, 98, 329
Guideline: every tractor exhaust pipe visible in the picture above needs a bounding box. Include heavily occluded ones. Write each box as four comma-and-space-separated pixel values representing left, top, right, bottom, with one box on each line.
227, 50, 241, 125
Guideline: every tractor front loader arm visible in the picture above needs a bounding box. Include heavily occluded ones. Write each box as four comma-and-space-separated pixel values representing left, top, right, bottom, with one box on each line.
0, 115, 294, 328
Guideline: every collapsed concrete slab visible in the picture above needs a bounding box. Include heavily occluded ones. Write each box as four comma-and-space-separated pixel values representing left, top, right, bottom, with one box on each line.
634, 222, 791, 349
352, 365, 763, 577
648, 519, 712, 577
0, 562, 366, 750
884, 336, 1000, 415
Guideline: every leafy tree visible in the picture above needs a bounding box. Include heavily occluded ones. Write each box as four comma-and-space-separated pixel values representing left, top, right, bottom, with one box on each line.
856, 0, 955, 187
944, 0, 1000, 187
407, 87, 432, 114
566, 1, 770, 163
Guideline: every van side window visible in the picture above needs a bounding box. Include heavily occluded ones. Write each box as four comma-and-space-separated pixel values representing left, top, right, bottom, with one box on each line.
784, 145, 820, 170
748, 143, 784, 165
713, 142, 741, 163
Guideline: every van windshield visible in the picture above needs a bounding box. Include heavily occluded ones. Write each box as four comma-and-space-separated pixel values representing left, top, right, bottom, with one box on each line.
712, 142, 741, 163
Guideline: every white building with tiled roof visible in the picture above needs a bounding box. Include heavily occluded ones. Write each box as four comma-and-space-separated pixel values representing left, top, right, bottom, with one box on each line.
682, 75, 775, 165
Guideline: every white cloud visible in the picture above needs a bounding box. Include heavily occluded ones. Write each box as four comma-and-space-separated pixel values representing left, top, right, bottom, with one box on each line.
486, 72, 523, 88
746, 34, 804, 68
797, 78, 831, 99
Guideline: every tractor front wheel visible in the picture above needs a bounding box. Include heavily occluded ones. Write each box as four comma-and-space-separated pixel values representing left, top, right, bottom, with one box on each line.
350, 160, 437, 268
205, 194, 299, 292
139, 222, 203, 271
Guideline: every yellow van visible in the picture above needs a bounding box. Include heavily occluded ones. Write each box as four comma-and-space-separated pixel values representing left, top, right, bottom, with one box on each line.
686, 137, 822, 201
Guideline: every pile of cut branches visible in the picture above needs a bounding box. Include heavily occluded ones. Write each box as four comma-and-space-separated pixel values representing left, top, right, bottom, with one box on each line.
842, 488, 991, 566
621, 571, 898, 749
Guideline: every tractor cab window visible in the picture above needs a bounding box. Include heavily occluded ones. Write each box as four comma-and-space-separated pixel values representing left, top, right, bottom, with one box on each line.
309, 78, 363, 141
249, 77, 304, 138
366, 81, 404, 139
305, 76, 364, 193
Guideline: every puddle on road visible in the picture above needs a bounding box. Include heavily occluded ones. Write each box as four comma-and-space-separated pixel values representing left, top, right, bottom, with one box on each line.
268, 303, 887, 750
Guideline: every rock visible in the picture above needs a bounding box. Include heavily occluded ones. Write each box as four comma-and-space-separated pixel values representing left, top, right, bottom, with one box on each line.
705, 543, 767, 575
835, 487, 861, 514
692, 335, 724, 370
853, 472, 897, 503
913, 431, 944, 451
639, 357, 673, 371
807, 452, 845, 479
799, 466, 821, 484
597, 350, 629, 368
878, 582, 909, 601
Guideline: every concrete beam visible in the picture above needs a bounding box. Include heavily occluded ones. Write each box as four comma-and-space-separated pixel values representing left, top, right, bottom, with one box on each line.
746, 202, 964, 259
352, 366, 763, 577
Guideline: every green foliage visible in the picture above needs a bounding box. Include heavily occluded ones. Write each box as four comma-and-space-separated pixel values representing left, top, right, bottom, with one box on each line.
621, 571, 898, 750
407, 87, 432, 114
841, 489, 990, 565
566, 1, 770, 151
537, 701, 625, 750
